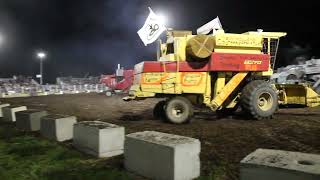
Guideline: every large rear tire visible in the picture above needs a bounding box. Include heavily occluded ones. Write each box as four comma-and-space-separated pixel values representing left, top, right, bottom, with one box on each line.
165, 96, 194, 124
240, 80, 278, 120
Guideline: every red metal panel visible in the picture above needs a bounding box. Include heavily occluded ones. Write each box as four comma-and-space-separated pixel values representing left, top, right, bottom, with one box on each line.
140, 53, 270, 73
141, 61, 209, 72
210, 52, 270, 71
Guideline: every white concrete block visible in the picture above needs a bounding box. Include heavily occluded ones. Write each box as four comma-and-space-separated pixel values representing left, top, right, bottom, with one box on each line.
16, 110, 48, 131
73, 121, 125, 158
40, 114, 77, 142
125, 131, 200, 180
2, 106, 27, 122
240, 148, 320, 180
0, 103, 10, 117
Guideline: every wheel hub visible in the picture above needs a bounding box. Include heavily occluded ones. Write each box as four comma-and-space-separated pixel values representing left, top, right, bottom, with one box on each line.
172, 105, 184, 118
258, 92, 273, 111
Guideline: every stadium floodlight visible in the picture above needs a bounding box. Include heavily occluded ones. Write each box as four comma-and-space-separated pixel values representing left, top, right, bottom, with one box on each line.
36, 51, 47, 85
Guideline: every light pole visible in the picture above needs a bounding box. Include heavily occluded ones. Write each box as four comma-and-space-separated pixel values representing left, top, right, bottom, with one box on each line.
0, 33, 4, 48
37, 51, 46, 85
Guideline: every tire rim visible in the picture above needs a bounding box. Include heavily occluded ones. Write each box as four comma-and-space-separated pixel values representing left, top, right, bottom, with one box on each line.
172, 104, 185, 118
258, 92, 273, 111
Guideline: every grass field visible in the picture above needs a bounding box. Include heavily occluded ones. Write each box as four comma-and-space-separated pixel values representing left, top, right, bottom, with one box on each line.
0, 122, 132, 180
0, 122, 220, 180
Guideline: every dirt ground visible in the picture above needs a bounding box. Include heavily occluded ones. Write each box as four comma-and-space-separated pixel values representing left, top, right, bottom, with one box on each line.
2, 93, 320, 179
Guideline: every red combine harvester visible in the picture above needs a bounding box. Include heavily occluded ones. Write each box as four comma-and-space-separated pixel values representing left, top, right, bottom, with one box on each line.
100, 64, 134, 94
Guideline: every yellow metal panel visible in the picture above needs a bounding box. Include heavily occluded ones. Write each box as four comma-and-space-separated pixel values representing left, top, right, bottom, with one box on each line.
276, 84, 320, 107
160, 44, 167, 56
277, 85, 306, 105
140, 72, 177, 94
286, 92, 306, 105
214, 33, 263, 49
306, 86, 320, 107
254, 68, 273, 76
203, 73, 212, 105
174, 37, 187, 61
139, 72, 208, 95
225, 95, 239, 109
214, 48, 262, 54
243, 32, 287, 39
135, 90, 156, 98
128, 84, 156, 98
159, 54, 175, 61
169, 30, 192, 37
214, 73, 226, 97
180, 72, 207, 93
210, 72, 248, 110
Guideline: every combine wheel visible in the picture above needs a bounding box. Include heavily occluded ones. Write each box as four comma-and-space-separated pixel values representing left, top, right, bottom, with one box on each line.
164, 96, 194, 124
153, 100, 166, 120
240, 80, 278, 120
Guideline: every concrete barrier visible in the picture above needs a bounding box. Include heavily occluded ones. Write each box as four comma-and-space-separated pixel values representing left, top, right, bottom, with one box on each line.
125, 131, 200, 180
40, 114, 77, 142
0, 103, 10, 117
240, 148, 320, 180
73, 121, 125, 158
16, 110, 48, 131
2, 106, 27, 122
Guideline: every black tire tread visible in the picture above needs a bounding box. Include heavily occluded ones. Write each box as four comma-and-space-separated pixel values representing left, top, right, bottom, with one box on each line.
165, 96, 194, 124
240, 80, 278, 120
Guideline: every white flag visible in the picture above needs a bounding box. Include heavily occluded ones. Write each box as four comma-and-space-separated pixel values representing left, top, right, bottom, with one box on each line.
137, 7, 167, 46
197, 17, 222, 35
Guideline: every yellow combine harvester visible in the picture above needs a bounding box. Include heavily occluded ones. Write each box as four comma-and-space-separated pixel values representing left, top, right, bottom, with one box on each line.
124, 29, 320, 124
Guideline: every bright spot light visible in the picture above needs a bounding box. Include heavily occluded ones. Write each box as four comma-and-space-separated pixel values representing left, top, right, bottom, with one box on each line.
37, 51, 47, 59
157, 14, 167, 25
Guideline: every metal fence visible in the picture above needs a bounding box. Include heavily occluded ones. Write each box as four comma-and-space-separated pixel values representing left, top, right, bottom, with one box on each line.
0, 76, 109, 98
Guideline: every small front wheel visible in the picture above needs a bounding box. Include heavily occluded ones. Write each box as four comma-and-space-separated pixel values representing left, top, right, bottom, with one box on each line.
164, 96, 194, 124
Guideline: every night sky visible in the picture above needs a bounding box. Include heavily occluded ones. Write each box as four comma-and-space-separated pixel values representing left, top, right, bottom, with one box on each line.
0, 0, 318, 83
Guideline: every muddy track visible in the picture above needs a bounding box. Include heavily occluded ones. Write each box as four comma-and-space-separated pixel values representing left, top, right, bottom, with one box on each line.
2, 94, 320, 179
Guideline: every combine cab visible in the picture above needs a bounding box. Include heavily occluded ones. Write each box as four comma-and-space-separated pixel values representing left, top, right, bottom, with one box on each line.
125, 29, 319, 123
